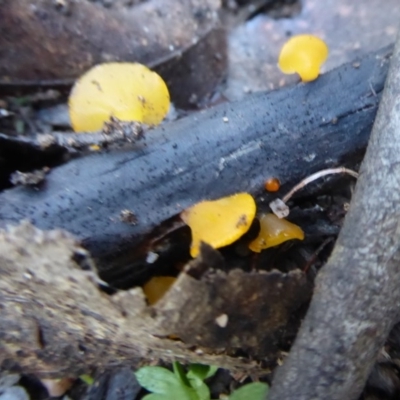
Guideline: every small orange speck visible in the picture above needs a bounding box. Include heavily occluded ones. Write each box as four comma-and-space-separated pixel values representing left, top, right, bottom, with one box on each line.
265, 177, 280, 192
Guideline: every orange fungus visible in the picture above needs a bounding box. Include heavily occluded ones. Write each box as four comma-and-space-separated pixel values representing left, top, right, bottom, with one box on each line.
264, 177, 280, 192
69, 62, 170, 132
249, 213, 304, 252
278, 35, 329, 82
181, 193, 256, 258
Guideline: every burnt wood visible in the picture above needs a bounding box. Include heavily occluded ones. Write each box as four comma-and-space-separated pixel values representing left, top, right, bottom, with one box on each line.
0, 47, 392, 284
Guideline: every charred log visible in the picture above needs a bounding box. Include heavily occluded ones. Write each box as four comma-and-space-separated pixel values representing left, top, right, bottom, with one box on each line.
0, 46, 392, 288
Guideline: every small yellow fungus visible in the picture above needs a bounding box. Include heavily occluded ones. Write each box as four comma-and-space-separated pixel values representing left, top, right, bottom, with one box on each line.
143, 276, 177, 305
181, 193, 256, 257
249, 213, 304, 252
278, 35, 328, 82
69, 62, 170, 132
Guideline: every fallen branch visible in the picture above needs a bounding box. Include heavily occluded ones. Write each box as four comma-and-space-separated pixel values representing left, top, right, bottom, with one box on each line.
0, 47, 391, 287
268, 32, 400, 400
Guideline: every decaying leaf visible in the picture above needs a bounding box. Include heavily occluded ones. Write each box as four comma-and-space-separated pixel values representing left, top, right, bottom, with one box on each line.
149, 244, 312, 358
0, 222, 309, 377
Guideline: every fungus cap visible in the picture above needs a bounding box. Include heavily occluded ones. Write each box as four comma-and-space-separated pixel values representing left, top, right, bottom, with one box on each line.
278, 35, 328, 82
181, 193, 256, 257
69, 62, 170, 132
249, 213, 304, 252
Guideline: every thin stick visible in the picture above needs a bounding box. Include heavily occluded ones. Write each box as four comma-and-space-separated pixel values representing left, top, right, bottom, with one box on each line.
302, 237, 334, 273
282, 167, 359, 203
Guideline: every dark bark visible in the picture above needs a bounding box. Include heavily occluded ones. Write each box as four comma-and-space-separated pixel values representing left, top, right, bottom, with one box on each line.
0, 133, 67, 189
0, 47, 391, 288
268, 34, 400, 400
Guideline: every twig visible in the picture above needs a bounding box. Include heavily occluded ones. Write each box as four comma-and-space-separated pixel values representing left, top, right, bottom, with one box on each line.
282, 167, 359, 203
302, 237, 334, 273
269, 167, 358, 218
36, 119, 144, 150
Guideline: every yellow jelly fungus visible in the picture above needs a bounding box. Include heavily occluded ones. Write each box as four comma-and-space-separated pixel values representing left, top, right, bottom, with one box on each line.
69, 62, 170, 132
143, 276, 177, 305
181, 193, 256, 258
278, 35, 329, 82
249, 213, 304, 253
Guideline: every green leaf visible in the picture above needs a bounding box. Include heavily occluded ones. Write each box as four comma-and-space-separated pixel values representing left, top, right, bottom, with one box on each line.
229, 382, 269, 400
173, 361, 191, 387
136, 366, 179, 394
187, 364, 218, 381
188, 377, 211, 400
135, 366, 200, 400
142, 394, 170, 400
204, 366, 218, 380
79, 374, 94, 385
172, 361, 214, 400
